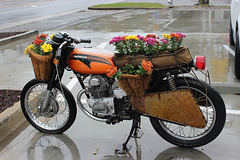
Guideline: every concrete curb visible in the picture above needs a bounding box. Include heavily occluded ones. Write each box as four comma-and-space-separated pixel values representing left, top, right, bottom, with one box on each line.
0, 30, 38, 142
88, 6, 230, 11
0, 30, 38, 46
0, 102, 25, 142
88, 7, 166, 10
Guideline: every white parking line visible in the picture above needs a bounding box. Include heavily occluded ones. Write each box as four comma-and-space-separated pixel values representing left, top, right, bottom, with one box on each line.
66, 77, 78, 91
96, 42, 108, 49
226, 109, 240, 115
223, 45, 235, 56
161, 18, 176, 31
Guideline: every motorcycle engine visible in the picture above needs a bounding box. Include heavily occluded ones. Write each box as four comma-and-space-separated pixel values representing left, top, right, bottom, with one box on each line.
87, 75, 113, 98
87, 75, 115, 117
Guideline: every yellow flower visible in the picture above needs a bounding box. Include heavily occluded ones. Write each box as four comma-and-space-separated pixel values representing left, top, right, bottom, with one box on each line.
50, 34, 55, 40
125, 35, 139, 41
41, 44, 53, 53
163, 33, 171, 39
24, 44, 35, 54
24, 48, 28, 55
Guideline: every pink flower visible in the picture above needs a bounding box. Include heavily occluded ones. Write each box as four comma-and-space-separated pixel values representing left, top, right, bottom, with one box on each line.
137, 35, 144, 41
109, 36, 123, 45
161, 39, 169, 44
145, 37, 156, 46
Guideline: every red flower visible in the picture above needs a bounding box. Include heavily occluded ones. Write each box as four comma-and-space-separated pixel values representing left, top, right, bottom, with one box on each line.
122, 62, 130, 66
40, 34, 48, 39
32, 38, 43, 46
121, 36, 127, 41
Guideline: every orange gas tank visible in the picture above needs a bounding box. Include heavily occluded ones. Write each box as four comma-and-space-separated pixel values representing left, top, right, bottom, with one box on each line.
68, 47, 115, 74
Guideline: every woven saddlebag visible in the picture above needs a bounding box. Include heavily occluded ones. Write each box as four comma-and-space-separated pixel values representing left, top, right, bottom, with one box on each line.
118, 71, 152, 97
113, 47, 193, 69
130, 89, 206, 128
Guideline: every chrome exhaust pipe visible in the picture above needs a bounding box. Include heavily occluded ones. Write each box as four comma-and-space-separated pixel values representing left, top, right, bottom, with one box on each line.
77, 89, 107, 122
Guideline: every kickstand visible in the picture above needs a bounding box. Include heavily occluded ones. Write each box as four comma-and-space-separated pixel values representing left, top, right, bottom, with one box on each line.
122, 114, 141, 152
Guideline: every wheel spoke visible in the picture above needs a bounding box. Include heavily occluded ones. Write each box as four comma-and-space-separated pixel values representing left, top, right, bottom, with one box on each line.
23, 82, 72, 131
158, 85, 216, 141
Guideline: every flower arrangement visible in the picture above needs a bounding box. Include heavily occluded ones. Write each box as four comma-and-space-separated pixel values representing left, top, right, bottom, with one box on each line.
109, 33, 186, 55
25, 34, 53, 56
24, 34, 54, 81
106, 60, 153, 79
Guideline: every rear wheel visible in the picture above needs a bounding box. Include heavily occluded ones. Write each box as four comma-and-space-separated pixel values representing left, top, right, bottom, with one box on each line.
234, 29, 240, 79
230, 21, 235, 45
20, 79, 77, 133
150, 77, 226, 147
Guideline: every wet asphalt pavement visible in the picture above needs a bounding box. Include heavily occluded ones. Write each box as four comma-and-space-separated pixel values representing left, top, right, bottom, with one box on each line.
1, 2, 240, 160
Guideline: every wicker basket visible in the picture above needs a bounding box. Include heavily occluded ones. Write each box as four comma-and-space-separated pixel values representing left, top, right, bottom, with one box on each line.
113, 47, 192, 69
28, 48, 53, 81
118, 71, 152, 97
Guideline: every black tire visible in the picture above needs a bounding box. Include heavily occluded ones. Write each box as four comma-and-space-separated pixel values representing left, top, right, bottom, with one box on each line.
234, 29, 240, 79
20, 79, 77, 134
230, 20, 235, 46
150, 77, 226, 147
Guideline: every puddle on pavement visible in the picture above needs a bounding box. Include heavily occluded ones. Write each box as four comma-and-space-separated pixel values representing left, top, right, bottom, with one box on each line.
5, 129, 213, 160
66, 9, 230, 33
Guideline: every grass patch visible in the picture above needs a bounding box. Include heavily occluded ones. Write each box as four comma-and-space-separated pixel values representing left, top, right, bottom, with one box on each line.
90, 3, 166, 9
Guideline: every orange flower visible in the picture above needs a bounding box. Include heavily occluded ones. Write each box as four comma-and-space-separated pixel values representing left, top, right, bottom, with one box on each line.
170, 33, 176, 37
142, 60, 153, 72
175, 34, 180, 39
170, 33, 180, 41
107, 66, 118, 77
147, 61, 153, 68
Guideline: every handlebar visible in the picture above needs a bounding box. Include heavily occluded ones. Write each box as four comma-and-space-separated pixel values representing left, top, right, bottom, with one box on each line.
53, 33, 92, 61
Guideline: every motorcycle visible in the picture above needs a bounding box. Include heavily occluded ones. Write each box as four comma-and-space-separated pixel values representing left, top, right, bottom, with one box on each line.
20, 32, 226, 151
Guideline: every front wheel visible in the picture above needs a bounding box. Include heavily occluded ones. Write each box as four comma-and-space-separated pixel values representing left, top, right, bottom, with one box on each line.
20, 79, 77, 133
150, 77, 226, 147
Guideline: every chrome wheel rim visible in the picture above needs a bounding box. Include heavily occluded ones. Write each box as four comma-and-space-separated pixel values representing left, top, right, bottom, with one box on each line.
24, 83, 70, 130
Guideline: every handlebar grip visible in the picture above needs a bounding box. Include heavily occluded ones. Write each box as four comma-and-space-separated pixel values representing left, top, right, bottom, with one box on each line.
74, 38, 91, 44
80, 39, 91, 43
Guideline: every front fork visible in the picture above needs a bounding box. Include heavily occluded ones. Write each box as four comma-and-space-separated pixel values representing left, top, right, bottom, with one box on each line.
41, 65, 62, 110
